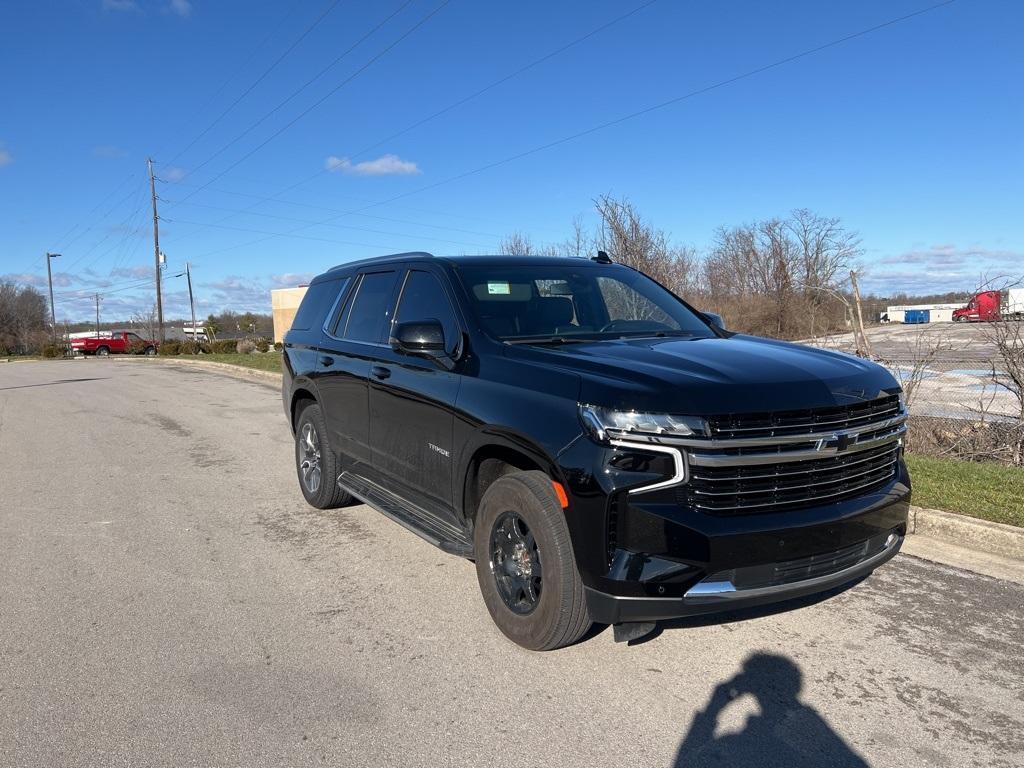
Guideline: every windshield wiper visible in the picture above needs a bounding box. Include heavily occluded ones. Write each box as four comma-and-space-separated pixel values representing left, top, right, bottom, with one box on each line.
614, 330, 698, 339
505, 336, 592, 346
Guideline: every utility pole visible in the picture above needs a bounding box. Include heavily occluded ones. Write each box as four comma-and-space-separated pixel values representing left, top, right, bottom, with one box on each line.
45, 252, 60, 346
95, 293, 101, 338
148, 158, 165, 342
849, 270, 873, 359
185, 261, 197, 343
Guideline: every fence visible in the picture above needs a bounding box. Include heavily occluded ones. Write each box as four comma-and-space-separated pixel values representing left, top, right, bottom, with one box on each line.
878, 358, 1023, 465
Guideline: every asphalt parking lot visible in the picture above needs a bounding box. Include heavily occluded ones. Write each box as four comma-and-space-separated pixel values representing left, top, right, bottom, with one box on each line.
2, 360, 1023, 768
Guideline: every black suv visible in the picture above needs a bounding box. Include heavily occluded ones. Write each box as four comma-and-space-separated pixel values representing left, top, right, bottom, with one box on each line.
283, 252, 910, 650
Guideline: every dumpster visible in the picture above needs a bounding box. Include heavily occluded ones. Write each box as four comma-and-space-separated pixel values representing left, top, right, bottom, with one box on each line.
904, 309, 930, 324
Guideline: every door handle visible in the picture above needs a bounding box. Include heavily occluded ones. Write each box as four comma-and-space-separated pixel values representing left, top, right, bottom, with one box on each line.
320, 356, 334, 367
371, 365, 391, 380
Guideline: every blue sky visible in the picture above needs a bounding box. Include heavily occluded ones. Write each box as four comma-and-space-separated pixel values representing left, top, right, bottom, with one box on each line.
1, 0, 1021, 321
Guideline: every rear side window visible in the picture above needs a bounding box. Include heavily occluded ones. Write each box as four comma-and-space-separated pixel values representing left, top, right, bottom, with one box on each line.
290, 280, 338, 331
343, 271, 399, 343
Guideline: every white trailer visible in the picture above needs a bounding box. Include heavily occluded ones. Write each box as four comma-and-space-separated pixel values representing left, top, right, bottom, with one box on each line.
1005, 288, 1024, 318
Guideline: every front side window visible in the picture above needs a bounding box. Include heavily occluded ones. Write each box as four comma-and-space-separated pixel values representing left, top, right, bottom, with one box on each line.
343, 271, 399, 343
455, 263, 713, 341
394, 270, 460, 352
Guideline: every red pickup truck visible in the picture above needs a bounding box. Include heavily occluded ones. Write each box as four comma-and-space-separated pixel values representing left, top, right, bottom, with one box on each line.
70, 331, 158, 356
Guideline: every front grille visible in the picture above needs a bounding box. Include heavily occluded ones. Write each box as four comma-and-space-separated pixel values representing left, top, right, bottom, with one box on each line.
706, 394, 902, 440
679, 442, 899, 515
701, 532, 892, 591
612, 394, 906, 516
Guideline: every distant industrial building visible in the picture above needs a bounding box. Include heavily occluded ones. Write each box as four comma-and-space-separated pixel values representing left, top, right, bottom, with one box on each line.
881, 303, 962, 324
271, 286, 309, 343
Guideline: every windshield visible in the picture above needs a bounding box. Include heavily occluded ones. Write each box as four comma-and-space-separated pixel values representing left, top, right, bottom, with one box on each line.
455, 263, 714, 342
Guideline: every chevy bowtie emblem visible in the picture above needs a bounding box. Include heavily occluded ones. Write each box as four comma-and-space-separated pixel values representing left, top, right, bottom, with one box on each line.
818, 433, 854, 452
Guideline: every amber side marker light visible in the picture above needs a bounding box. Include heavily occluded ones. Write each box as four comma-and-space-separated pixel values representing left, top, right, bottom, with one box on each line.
552, 481, 569, 509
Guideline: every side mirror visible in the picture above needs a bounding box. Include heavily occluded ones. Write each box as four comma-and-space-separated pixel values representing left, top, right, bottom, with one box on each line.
703, 312, 726, 331
390, 319, 446, 356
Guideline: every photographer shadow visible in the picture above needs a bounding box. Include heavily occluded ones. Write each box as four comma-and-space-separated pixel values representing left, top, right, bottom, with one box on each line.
673, 653, 869, 767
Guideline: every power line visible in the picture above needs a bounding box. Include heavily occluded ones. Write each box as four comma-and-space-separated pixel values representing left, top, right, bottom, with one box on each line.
160, 198, 492, 248
166, 0, 416, 184
160, 1, 651, 245
164, 217, 415, 252
169, 0, 452, 208
189, 0, 958, 260
161, 181, 505, 237
163, 0, 346, 168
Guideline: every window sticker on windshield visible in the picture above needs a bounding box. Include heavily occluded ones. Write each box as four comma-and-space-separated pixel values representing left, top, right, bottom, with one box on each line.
487, 281, 511, 295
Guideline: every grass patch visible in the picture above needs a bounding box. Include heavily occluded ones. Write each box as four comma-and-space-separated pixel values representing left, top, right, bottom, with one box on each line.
176, 353, 282, 373
905, 453, 1024, 528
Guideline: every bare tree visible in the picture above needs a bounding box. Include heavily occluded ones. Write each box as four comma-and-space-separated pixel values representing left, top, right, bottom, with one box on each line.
499, 232, 537, 255
131, 305, 159, 341
592, 194, 697, 298
0, 281, 48, 354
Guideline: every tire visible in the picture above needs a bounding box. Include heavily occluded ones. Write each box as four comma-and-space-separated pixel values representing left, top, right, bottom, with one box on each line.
294, 402, 352, 509
96, 346, 110, 357
145, 346, 157, 356
474, 470, 591, 651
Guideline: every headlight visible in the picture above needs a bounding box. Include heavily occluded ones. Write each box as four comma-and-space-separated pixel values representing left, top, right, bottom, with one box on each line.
898, 391, 907, 413
579, 404, 707, 442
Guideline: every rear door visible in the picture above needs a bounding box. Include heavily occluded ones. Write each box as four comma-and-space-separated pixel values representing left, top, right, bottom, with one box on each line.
368, 267, 463, 516
317, 269, 401, 475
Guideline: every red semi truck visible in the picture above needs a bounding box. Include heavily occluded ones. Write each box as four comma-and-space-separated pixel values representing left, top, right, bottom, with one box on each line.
952, 289, 1024, 322
70, 331, 159, 356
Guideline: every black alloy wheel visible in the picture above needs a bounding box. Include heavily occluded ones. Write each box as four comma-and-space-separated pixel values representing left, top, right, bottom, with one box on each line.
489, 511, 543, 615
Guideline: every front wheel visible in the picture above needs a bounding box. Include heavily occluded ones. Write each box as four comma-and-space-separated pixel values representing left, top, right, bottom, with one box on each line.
294, 402, 352, 509
96, 346, 110, 357
474, 471, 591, 651
145, 346, 157, 356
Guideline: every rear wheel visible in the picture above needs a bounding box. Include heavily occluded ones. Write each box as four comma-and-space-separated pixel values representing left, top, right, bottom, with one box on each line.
474, 471, 591, 650
294, 402, 352, 509
145, 346, 157, 356
96, 346, 110, 357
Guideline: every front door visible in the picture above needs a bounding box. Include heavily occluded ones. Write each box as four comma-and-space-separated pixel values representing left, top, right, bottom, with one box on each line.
368, 268, 463, 518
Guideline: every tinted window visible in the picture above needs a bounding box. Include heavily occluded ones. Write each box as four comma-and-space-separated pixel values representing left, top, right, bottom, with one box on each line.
291, 279, 338, 331
456, 264, 712, 341
322, 276, 352, 335
343, 271, 399, 343
394, 270, 460, 352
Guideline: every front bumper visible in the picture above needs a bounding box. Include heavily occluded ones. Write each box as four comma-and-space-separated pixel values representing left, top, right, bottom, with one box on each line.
585, 529, 903, 624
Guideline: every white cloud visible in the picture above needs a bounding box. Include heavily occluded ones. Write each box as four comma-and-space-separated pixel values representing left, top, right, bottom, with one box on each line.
860, 244, 1024, 296
102, 0, 140, 11
162, 166, 187, 182
271, 273, 315, 288
0, 145, 12, 168
111, 266, 152, 279
168, 0, 192, 17
325, 154, 421, 177
93, 145, 129, 159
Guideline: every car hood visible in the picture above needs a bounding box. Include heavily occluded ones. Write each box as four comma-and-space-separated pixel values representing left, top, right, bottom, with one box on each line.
506, 334, 899, 416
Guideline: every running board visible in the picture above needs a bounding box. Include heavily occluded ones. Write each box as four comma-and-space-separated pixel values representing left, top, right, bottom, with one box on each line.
338, 472, 474, 558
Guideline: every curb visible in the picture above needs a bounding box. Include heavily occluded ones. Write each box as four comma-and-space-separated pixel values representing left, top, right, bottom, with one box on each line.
128, 357, 283, 386
910, 505, 1024, 561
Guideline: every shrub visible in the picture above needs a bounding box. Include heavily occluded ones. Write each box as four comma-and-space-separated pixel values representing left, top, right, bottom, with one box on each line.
126, 340, 149, 355
158, 340, 181, 356
41, 344, 63, 358
179, 340, 201, 355
211, 339, 236, 353
255, 338, 270, 353
236, 339, 256, 355
273, 341, 283, 351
